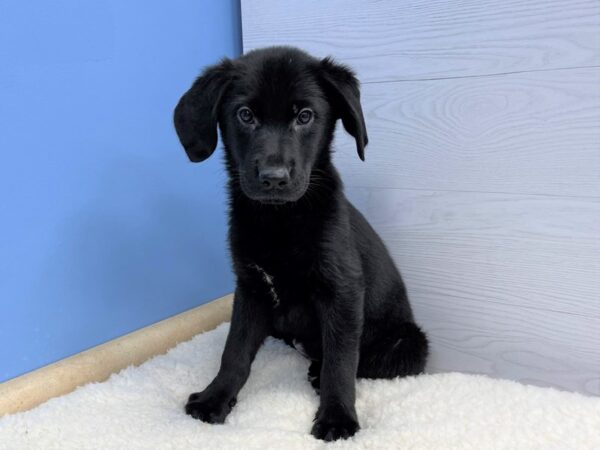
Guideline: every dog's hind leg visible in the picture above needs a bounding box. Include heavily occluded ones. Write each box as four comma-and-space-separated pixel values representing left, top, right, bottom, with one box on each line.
307, 360, 321, 393
357, 322, 428, 379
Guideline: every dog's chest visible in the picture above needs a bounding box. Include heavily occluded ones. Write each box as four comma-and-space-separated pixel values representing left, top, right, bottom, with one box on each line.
249, 263, 318, 340
235, 218, 323, 340
272, 300, 317, 341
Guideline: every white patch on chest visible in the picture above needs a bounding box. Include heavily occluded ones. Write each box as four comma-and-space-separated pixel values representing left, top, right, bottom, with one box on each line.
249, 264, 280, 307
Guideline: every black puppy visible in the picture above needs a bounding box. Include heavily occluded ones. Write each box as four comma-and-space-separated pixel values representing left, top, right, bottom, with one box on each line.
174, 47, 428, 442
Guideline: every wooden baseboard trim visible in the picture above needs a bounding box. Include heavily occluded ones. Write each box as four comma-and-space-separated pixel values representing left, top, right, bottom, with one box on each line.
0, 294, 233, 416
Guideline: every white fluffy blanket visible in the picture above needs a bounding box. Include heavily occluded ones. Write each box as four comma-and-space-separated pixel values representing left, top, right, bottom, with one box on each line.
1, 323, 599, 449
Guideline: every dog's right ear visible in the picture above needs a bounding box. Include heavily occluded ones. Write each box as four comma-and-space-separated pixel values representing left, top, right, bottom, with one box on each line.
173, 59, 233, 162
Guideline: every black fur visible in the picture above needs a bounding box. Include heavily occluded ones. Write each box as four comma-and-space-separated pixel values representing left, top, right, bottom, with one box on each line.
174, 46, 428, 442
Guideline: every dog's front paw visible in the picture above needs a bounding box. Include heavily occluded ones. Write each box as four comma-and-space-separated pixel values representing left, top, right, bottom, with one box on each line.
185, 390, 237, 424
311, 403, 359, 441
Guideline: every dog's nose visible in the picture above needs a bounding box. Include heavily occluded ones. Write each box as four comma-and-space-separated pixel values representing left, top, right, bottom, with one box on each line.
259, 167, 290, 189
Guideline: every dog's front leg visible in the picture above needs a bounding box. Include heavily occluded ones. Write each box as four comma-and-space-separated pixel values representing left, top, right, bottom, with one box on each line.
185, 285, 271, 423
311, 286, 363, 441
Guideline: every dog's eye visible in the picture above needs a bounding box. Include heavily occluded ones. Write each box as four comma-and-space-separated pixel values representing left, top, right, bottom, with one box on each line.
297, 109, 313, 125
238, 107, 255, 124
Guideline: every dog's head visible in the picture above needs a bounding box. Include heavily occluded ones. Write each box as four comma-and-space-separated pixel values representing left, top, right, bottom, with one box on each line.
174, 47, 367, 205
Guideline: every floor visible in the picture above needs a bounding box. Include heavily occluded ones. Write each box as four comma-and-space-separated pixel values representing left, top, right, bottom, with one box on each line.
1, 323, 599, 449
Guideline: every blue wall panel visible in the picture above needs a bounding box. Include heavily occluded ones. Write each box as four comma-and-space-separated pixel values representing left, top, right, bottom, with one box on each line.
0, 0, 240, 381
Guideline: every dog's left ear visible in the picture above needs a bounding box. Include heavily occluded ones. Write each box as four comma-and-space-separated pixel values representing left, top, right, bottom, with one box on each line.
319, 57, 368, 161
173, 59, 233, 162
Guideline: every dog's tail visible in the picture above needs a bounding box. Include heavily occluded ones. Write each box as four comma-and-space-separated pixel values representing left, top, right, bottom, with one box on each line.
357, 322, 429, 379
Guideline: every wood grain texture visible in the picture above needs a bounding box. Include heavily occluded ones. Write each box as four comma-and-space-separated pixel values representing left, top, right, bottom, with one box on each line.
416, 292, 600, 395
346, 187, 600, 318
345, 187, 600, 395
332, 67, 600, 197
242, 0, 600, 82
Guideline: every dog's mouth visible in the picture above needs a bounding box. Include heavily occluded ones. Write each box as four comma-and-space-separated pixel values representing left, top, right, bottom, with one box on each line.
249, 188, 309, 205
257, 198, 288, 205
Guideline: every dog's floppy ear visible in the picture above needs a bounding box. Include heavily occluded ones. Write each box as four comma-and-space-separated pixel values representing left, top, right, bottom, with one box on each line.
319, 57, 368, 161
173, 59, 233, 162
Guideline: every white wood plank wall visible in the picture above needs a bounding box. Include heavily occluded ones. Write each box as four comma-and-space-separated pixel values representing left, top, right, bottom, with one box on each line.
241, 0, 600, 395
